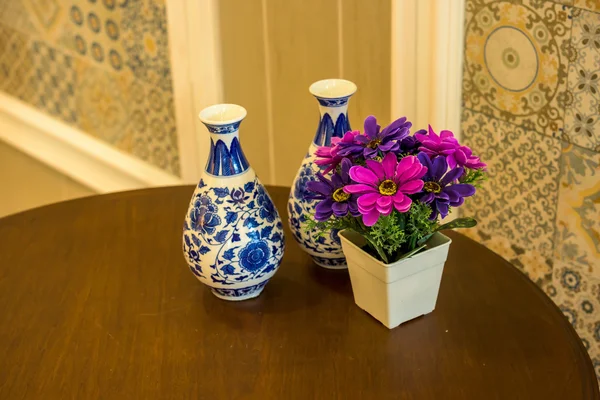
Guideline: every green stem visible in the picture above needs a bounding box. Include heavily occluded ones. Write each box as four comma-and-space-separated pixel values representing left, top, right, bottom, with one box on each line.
355, 219, 389, 264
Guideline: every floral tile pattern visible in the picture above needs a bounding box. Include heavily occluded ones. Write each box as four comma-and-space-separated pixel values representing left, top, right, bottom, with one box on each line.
544, 261, 600, 377
0, 0, 179, 175
563, 8, 600, 151
574, 0, 600, 12
463, 0, 600, 384
461, 109, 561, 259
554, 142, 600, 275
463, 0, 571, 138
0, 24, 34, 102
29, 40, 79, 124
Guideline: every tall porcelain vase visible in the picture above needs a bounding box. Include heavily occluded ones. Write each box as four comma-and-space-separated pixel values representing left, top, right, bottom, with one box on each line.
183, 104, 285, 301
288, 79, 357, 269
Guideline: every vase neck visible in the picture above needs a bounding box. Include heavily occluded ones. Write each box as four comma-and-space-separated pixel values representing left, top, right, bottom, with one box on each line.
312, 97, 351, 147
204, 123, 249, 177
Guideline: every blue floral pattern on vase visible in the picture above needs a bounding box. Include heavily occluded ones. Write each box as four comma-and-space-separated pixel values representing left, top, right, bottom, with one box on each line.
184, 177, 284, 296
287, 88, 354, 269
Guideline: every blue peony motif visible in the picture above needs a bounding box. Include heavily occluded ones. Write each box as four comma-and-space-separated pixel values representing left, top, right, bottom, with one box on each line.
257, 186, 277, 223
293, 164, 315, 201
227, 187, 248, 205
239, 240, 271, 272
190, 194, 221, 235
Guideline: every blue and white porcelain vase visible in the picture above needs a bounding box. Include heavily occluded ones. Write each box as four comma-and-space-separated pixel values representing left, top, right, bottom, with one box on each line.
183, 104, 285, 301
288, 79, 357, 269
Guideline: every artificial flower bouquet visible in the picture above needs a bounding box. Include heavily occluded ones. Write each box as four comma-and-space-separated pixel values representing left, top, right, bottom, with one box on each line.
306, 115, 487, 264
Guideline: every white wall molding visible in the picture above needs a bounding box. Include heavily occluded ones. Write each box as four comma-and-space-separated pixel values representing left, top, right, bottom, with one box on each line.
391, 0, 465, 136
0, 93, 182, 193
167, 0, 223, 184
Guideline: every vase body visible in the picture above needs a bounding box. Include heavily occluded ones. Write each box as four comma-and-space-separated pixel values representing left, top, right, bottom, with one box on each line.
183, 104, 285, 301
288, 79, 356, 269
339, 230, 451, 329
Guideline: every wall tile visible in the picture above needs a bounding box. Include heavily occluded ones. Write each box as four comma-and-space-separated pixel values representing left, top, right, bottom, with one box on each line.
0, 24, 34, 102
554, 142, 600, 276
463, 0, 571, 138
574, 0, 600, 12
461, 108, 562, 259
0, 1, 179, 175
544, 260, 600, 380
342, 0, 391, 127
266, 0, 340, 185
563, 8, 600, 151
29, 40, 79, 124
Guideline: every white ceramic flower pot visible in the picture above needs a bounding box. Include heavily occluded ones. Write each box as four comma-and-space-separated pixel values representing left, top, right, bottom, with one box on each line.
339, 230, 452, 329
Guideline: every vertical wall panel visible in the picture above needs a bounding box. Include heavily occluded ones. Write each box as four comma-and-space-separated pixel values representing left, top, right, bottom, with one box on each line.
218, 0, 271, 182
266, 0, 340, 185
342, 0, 392, 129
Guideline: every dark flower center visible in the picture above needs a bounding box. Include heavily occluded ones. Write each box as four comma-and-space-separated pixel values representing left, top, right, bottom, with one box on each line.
378, 180, 397, 196
332, 187, 350, 202
424, 181, 442, 193
367, 138, 381, 149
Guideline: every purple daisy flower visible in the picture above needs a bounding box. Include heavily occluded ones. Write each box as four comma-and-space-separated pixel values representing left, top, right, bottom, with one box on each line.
336, 116, 411, 159
307, 158, 360, 221
399, 135, 420, 155
416, 152, 476, 220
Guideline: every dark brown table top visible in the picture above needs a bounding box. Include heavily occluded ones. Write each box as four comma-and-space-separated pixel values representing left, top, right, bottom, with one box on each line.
0, 186, 597, 399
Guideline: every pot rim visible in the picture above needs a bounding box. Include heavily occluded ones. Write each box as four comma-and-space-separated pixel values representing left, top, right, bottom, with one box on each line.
338, 229, 451, 268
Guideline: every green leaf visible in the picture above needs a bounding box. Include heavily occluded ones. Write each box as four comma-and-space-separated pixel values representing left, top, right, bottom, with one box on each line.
436, 217, 477, 231
417, 233, 433, 246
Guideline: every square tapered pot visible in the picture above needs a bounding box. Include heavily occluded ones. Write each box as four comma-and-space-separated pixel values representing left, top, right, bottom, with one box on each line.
339, 230, 452, 329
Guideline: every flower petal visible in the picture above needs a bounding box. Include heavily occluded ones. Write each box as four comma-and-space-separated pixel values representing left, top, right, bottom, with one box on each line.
396, 156, 427, 182
448, 183, 476, 197
340, 157, 352, 177
344, 184, 377, 194
365, 160, 385, 180
315, 198, 334, 214
364, 116, 380, 139
362, 208, 380, 226
441, 166, 464, 186
454, 148, 467, 165
332, 202, 348, 217
447, 153, 457, 169
417, 152, 432, 175
307, 181, 332, 196
392, 192, 412, 212
382, 152, 397, 179
420, 192, 436, 204
349, 166, 379, 185
398, 179, 424, 194
430, 156, 448, 181
437, 202, 449, 219
357, 192, 380, 209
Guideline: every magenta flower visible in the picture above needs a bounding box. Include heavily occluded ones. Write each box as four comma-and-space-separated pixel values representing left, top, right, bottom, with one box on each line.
448, 145, 487, 170
415, 125, 460, 158
314, 130, 360, 173
344, 153, 427, 226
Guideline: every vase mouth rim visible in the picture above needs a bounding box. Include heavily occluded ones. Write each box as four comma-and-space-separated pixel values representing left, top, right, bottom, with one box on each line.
199, 104, 247, 126
309, 79, 357, 99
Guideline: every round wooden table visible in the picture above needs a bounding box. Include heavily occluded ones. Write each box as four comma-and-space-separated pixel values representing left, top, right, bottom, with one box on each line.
0, 186, 597, 399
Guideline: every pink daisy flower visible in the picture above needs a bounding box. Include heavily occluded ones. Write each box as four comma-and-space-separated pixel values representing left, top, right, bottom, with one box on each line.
343, 153, 427, 226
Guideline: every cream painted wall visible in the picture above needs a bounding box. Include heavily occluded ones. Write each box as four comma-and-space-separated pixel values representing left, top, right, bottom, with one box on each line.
218, 0, 392, 186
0, 140, 95, 218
